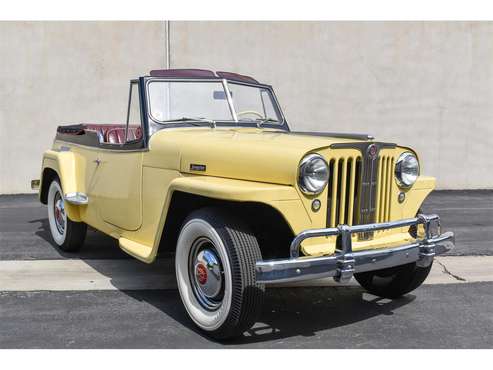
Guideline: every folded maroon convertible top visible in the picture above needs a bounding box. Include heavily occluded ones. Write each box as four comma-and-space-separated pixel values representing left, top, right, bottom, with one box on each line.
149, 69, 259, 84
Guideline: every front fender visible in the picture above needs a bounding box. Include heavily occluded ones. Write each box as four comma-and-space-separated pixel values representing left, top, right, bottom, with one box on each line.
134, 174, 312, 263
166, 177, 311, 234
168, 175, 300, 203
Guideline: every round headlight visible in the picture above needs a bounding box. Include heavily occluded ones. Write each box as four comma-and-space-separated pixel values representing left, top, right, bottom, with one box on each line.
395, 152, 419, 187
298, 154, 329, 194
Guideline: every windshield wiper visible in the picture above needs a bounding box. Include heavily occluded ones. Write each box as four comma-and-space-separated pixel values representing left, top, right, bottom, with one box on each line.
160, 117, 216, 128
255, 118, 279, 128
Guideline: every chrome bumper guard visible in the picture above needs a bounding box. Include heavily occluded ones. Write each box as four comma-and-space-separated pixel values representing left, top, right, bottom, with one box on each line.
255, 214, 454, 284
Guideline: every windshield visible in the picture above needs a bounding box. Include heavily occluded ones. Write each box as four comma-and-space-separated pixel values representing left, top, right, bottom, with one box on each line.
227, 82, 281, 123
147, 80, 282, 126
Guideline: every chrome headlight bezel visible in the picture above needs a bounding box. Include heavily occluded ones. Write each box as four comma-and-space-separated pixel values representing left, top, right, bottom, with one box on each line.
395, 152, 420, 188
298, 154, 330, 195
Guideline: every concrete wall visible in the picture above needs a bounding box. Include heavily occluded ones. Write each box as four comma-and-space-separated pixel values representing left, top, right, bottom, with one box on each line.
0, 22, 166, 194
170, 21, 493, 190
1, 21, 492, 192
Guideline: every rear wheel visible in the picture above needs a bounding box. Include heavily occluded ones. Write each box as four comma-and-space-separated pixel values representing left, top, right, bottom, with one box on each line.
175, 208, 264, 340
354, 262, 432, 299
47, 179, 87, 252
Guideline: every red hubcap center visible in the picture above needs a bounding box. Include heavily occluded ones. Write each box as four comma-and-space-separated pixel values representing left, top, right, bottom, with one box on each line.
196, 264, 208, 285
55, 206, 62, 224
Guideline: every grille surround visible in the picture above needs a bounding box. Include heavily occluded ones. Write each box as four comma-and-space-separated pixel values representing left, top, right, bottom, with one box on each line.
327, 142, 396, 240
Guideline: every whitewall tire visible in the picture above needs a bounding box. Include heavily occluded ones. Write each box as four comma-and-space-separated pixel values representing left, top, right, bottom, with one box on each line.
47, 179, 87, 252
175, 208, 264, 339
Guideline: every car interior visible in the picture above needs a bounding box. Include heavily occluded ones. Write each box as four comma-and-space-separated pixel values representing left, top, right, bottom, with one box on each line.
57, 124, 143, 145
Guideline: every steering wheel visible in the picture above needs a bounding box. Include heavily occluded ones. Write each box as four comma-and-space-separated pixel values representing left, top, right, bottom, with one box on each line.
237, 110, 264, 120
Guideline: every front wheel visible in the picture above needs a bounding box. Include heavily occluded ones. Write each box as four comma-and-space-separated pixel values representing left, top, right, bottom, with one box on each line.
354, 262, 432, 299
47, 179, 87, 252
175, 208, 264, 340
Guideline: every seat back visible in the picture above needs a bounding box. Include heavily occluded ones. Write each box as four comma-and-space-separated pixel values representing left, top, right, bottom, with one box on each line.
78, 124, 142, 144
105, 126, 143, 144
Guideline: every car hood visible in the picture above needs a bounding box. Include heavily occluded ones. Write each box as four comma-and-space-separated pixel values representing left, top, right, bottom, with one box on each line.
147, 127, 369, 185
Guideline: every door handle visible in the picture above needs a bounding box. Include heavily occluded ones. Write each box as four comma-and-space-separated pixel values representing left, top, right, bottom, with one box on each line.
94, 159, 102, 166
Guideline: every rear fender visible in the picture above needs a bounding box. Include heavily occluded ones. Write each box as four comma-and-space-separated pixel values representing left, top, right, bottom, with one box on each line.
40, 149, 87, 222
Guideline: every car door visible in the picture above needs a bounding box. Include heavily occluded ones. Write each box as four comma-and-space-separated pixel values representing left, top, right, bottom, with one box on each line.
95, 80, 145, 231
96, 150, 143, 231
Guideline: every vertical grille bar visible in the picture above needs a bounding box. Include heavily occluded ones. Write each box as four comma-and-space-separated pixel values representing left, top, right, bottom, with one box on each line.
386, 156, 391, 221
385, 157, 394, 221
347, 158, 357, 226
338, 158, 348, 225
377, 157, 382, 223
329, 160, 339, 227
375, 155, 384, 223
353, 158, 362, 225
382, 157, 389, 222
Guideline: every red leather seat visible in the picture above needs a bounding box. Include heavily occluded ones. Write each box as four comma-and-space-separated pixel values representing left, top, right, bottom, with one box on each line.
82, 124, 142, 144
106, 127, 126, 144
83, 124, 115, 141
106, 126, 143, 144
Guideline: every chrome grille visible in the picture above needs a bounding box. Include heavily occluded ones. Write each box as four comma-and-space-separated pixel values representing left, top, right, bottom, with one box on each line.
326, 143, 395, 240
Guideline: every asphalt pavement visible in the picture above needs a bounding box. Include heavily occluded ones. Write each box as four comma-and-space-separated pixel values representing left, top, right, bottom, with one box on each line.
0, 191, 492, 348
1, 283, 492, 348
421, 190, 493, 256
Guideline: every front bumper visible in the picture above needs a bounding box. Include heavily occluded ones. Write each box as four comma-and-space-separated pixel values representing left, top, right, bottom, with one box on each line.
255, 214, 454, 284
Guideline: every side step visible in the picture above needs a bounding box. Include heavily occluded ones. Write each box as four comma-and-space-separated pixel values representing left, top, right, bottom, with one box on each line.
119, 238, 154, 263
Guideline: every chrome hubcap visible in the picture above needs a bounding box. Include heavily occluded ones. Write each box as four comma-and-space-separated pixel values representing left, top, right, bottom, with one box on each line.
189, 237, 224, 310
53, 192, 65, 234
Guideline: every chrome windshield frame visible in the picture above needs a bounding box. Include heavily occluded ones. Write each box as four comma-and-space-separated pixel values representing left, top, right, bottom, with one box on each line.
222, 78, 286, 125
221, 79, 239, 122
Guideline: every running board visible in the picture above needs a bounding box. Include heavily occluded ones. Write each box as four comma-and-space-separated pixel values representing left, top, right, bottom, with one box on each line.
119, 238, 154, 263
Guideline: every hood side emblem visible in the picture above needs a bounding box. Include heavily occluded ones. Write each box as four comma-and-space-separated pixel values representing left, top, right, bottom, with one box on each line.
190, 164, 206, 172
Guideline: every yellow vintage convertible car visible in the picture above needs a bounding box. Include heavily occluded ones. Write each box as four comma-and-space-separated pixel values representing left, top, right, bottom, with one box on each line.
35, 69, 454, 339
